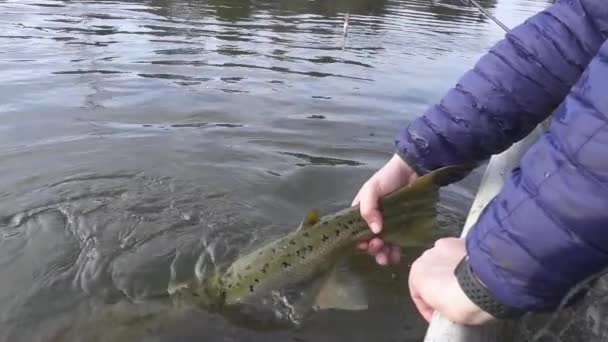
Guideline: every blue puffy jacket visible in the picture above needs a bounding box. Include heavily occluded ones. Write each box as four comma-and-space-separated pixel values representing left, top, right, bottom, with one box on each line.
395, 0, 608, 312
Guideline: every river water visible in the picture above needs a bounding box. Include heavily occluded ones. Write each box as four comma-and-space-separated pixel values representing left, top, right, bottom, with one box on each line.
0, 0, 549, 341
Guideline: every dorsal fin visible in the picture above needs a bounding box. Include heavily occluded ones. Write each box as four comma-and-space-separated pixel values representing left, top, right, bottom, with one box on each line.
298, 210, 320, 231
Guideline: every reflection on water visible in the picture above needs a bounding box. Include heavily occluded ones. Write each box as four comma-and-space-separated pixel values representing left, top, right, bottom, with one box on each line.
0, 0, 549, 341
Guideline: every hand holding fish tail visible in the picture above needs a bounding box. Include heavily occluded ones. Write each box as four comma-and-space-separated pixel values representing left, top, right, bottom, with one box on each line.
352, 153, 418, 266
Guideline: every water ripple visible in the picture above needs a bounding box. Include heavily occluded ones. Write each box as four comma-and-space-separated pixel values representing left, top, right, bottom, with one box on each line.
0, 0, 550, 340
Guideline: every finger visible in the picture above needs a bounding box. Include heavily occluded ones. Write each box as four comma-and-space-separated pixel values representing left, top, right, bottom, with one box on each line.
375, 251, 388, 266
389, 245, 401, 264
359, 184, 383, 234
375, 245, 392, 266
367, 238, 384, 254
412, 295, 435, 323
351, 191, 361, 207
356, 241, 368, 250
408, 262, 435, 322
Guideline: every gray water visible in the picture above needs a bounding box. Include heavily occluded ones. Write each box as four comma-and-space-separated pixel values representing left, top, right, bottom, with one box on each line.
0, 0, 549, 341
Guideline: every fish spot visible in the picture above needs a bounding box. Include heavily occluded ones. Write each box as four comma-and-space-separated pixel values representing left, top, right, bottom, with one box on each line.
348, 220, 354, 225
303, 232, 310, 238
289, 240, 296, 245
249, 285, 255, 292
245, 265, 251, 270
322, 221, 328, 225
335, 229, 340, 236
221, 291, 227, 298
322, 234, 329, 242
307, 245, 313, 252
271, 248, 276, 254
254, 278, 260, 283
282, 262, 291, 268
192, 292, 200, 297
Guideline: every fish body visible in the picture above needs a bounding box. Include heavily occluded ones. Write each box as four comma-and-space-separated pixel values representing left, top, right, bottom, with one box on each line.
181, 164, 473, 311
63, 164, 472, 337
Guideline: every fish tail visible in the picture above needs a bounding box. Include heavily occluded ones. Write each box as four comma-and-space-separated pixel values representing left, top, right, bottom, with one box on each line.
376, 164, 475, 248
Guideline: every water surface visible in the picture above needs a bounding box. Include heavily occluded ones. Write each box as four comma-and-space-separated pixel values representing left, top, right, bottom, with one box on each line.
0, 0, 549, 341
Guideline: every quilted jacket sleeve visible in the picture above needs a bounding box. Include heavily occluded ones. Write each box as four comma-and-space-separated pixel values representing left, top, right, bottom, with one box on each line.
394, 0, 608, 312
467, 40, 608, 311
395, 0, 607, 175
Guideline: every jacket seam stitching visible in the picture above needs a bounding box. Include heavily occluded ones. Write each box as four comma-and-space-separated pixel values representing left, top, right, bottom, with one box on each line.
452, 85, 506, 144
577, 0, 604, 43
420, 112, 465, 162
541, 10, 594, 60
528, 18, 585, 76
471, 123, 608, 299
488, 49, 561, 100
471, 65, 536, 120
474, 116, 608, 243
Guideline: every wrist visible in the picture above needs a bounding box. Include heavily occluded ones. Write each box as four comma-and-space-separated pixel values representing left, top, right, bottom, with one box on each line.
454, 256, 526, 321
387, 153, 418, 183
394, 147, 426, 177
444, 282, 495, 325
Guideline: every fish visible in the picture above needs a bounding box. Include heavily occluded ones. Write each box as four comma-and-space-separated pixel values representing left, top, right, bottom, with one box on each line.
60, 164, 473, 338
171, 163, 473, 318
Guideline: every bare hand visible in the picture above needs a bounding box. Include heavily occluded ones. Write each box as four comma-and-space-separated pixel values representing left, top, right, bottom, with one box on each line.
408, 237, 495, 325
352, 153, 418, 266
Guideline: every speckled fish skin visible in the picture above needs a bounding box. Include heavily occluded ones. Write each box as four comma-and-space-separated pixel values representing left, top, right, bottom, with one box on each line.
191, 164, 472, 308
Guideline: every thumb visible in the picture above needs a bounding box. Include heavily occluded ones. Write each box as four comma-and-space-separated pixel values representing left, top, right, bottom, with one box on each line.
359, 183, 383, 234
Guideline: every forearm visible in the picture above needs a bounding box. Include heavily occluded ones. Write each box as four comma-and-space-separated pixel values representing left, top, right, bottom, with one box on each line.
465, 39, 608, 311
396, 0, 607, 174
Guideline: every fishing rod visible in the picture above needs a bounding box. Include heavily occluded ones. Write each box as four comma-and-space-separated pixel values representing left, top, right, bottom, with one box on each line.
342, 1, 509, 49
458, 0, 510, 33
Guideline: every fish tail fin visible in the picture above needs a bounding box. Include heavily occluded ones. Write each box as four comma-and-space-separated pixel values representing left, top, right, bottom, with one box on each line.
378, 164, 475, 248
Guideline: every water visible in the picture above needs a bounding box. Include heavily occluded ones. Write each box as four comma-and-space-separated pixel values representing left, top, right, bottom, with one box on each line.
0, 0, 549, 341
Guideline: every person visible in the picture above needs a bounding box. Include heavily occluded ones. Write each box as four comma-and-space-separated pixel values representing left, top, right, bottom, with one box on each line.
352, 0, 608, 325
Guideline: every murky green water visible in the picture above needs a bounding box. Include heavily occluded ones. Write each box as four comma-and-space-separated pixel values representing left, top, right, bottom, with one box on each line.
0, 0, 549, 341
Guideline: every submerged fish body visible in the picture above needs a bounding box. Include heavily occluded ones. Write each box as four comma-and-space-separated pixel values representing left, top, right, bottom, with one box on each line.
64, 164, 473, 338
180, 164, 472, 313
